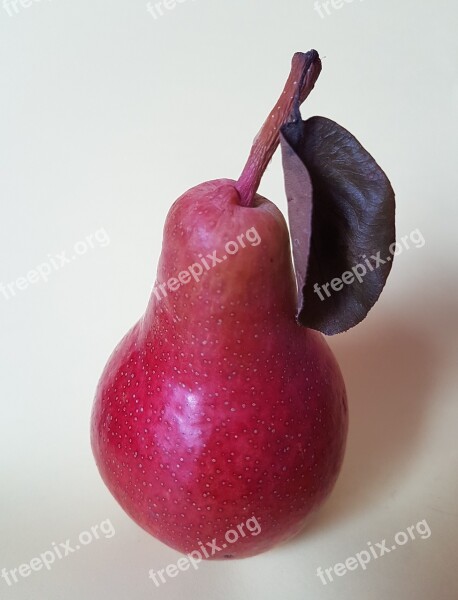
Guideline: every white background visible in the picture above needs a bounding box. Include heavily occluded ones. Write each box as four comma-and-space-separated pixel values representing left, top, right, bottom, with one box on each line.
1, 0, 457, 598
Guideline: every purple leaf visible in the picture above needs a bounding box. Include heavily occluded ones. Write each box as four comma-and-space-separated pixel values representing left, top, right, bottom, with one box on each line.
280, 116, 396, 335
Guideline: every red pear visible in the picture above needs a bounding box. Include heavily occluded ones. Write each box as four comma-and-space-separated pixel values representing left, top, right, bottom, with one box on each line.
91, 175, 347, 557
92, 49, 394, 559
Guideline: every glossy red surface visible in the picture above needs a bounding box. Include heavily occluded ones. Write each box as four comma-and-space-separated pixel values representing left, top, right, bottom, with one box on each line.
91, 180, 348, 558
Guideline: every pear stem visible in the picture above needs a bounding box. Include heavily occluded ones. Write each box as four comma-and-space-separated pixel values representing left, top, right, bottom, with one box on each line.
235, 50, 322, 208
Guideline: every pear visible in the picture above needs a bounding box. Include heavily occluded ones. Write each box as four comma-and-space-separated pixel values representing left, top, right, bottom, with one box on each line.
91, 50, 394, 559
91, 176, 347, 557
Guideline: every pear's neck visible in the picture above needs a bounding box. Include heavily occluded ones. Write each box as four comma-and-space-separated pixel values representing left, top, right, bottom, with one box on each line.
142, 286, 298, 352
143, 252, 298, 343
143, 179, 300, 343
